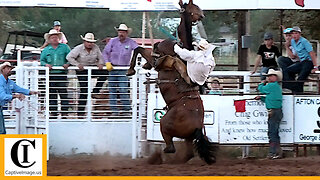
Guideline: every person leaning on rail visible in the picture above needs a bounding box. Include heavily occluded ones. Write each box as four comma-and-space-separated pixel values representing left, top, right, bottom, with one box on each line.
67, 32, 107, 118
0, 62, 38, 134
102, 24, 138, 116
40, 29, 71, 119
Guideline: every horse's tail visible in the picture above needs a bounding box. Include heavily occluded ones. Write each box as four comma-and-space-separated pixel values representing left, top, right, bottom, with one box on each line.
193, 128, 218, 165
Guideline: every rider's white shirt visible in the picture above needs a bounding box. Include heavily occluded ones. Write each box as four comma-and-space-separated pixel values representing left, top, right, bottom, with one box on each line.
174, 44, 216, 85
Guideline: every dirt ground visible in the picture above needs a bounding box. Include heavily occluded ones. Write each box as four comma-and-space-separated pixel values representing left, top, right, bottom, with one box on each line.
47, 153, 320, 176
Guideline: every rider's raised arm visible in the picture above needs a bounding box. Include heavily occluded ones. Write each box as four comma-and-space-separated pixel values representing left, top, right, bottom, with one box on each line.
173, 44, 196, 61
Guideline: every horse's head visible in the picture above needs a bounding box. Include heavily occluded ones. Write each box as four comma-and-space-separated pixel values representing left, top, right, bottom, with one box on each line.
179, 0, 204, 23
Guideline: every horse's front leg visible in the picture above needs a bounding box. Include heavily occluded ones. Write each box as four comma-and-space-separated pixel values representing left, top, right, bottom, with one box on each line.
127, 48, 139, 76
127, 47, 154, 76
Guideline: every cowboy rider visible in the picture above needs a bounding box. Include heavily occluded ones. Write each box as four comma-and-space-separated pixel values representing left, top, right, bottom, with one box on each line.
173, 39, 216, 86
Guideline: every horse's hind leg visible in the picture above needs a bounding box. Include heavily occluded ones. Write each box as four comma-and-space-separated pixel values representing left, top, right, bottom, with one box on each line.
182, 138, 195, 162
162, 133, 176, 153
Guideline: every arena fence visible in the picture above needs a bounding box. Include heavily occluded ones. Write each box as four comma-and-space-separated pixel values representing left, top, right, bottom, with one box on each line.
4, 50, 320, 159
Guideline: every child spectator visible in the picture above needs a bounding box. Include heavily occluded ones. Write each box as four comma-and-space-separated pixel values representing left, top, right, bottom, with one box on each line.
208, 77, 222, 95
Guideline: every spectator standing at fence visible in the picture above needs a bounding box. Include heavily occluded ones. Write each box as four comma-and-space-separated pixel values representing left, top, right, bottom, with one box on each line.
280, 26, 318, 93
40, 20, 68, 49
0, 62, 37, 134
67, 33, 106, 118
102, 24, 138, 116
255, 69, 283, 159
252, 32, 281, 80
40, 29, 70, 119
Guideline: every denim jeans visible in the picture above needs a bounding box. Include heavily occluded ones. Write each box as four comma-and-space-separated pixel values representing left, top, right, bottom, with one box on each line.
76, 69, 108, 113
108, 70, 131, 111
268, 108, 283, 154
278, 56, 313, 93
49, 72, 69, 113
260, 66, 271, 80
0, 107, 6, 134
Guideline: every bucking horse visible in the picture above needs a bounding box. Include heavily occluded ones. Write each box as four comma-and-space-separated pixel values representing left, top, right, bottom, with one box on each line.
127, 0, 217, 164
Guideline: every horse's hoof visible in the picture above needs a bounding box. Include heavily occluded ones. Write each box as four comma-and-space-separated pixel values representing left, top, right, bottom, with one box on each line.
126, 69, 136, 76
142, 63, 152, 70
163, 147, 176, 153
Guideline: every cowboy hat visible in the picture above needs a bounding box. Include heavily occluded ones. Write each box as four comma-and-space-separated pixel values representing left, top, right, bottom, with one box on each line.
80, 33, 97, 43
44, 29, 62, 41
192, 39, 214, 51
0, 62, 13, 71
114, 24, 132, 34
263, 69, 283, 81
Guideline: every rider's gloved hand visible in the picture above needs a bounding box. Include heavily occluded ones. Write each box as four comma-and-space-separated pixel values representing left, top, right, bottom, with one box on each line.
105, 62, 113, 71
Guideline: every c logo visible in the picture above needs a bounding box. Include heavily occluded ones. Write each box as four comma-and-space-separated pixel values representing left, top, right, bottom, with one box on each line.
10, 139, 36, 168
154, 110, 165, 122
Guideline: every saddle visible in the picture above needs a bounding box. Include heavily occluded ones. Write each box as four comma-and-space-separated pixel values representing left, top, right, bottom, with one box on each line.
154, 55, 193, 86
154, 55, 198, 93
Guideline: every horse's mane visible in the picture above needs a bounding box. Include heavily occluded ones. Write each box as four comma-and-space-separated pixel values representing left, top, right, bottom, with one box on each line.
181, 3, 194, 50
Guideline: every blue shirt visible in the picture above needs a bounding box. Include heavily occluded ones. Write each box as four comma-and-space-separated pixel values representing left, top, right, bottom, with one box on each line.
291, 37, 313, 61
0, 74, 30, 106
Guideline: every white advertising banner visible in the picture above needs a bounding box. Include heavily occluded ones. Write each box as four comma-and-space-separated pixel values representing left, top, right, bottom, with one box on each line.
0, 0, 110, 8
1, 0, 317, 10
294, 96, 320, 144
147, 93, 294, 144
110, 0, 319, 11
218, 96, 294, 144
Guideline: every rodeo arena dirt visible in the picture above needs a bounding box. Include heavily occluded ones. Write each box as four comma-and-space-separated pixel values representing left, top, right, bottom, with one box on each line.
2, 0, 320, 178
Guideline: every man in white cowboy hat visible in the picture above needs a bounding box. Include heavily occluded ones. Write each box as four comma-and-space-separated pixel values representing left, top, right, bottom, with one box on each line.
40, 20, 68, 49
102, 23, 138, 116
256, 68, 283, 159
40, 29, 71, 119
67, 32, 106, 117
0, 62, 37, 134
173, 38, 216, 86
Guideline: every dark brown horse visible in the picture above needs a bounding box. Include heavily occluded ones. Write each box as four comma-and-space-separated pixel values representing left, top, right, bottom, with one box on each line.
154, 55, 217, 164
126, 0, 204, 76
128, 0, 216, 164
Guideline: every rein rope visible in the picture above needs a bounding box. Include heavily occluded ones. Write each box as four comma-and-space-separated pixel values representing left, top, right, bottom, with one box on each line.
156, 8, 186, 42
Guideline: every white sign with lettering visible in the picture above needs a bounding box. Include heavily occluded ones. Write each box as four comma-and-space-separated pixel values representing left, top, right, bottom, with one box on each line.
217, 95, 293, 144
294, 97, 320, 144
